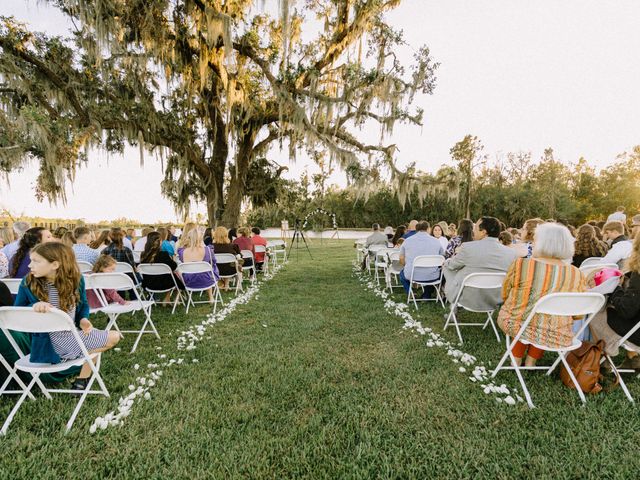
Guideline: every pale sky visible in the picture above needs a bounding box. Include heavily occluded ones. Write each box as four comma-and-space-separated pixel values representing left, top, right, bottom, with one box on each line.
1, 0, 639, 223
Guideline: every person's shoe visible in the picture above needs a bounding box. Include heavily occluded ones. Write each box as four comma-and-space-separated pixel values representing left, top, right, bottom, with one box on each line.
619, 356, 640, 371
71, 377, 89, 394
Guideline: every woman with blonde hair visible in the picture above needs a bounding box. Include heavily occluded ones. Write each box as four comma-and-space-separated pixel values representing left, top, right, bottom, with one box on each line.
176, 222, 197, 249
0, 227, 13, 248
521, 218, 545, 258
498, 223, 586, 367
590, 234, 640, 369
212, 226, 242, 291
177, 228, 219, 303
14, 242, 119, 391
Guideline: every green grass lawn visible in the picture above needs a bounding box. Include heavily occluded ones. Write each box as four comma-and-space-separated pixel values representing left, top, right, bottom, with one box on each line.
1, 240, 640, 479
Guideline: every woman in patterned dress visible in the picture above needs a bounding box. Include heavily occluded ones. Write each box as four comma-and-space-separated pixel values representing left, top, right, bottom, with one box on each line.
497, 223, 586, 367
14, 242, 120, 391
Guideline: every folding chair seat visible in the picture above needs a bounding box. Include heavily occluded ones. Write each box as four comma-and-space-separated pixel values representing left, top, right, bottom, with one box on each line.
76, 260, 93, 273
254, 245, 269, 274
407, 255, 445, 309
176, 261, 223, 313
0, 278, 21, 295
136, 263, 184, 314
491, 292, 605, 408
364, 244, 385, 274
214, 253, 242, 294
444, 272, 506, 344
0, 306, 110, 434
240, 250, 257, 284
90, 272, 157, 353
373, 248, 395, 284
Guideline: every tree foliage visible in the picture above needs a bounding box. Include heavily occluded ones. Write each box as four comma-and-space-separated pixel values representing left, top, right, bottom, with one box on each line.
0, 0, 452, 226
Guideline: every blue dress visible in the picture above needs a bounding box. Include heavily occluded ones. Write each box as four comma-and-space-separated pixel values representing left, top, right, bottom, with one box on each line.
177, 246, 219, 289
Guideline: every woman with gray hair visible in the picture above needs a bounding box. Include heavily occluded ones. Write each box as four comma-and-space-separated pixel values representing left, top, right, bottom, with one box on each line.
497, 223, 586, 367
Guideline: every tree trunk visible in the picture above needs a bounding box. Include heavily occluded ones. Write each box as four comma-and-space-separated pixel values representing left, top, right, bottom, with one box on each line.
220, 124, 259, 227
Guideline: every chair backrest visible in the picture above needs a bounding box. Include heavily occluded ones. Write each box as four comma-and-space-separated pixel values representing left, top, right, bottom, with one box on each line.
255, 245, 267, 254
267, 240, 285, 249
412, 255, 445, 269
214, 253, 238, 265
132, 251, 141, 263
0, 278, 21, 295
388, 251, 401, 262
115, 262, 134, 274
241, 249, 254, 260
580, 257, 603, 268
528, 292, 605, 318
0, 306, 75, 333
176, 261, 214, 275
76, 260, 93, 273
89, 272, 136, 292
460, 272, 506, 290
137, 263, 173, 276
579, 263, 620, 276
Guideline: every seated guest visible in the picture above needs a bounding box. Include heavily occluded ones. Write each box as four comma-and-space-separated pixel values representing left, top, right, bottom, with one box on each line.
53, 226, 68, 241
0, 227, 13, 249
212, 226, 242, 291
140, 231, 184, 303
233, 227, 255, 268
521, 218, 544, 258
383, 225, 394, 240
391, 225, 406, 247
176, 222, 197, 250
89, 229, 111, 252
251, 227, 268, 270
157, 227, 175, 257
431, 224, 449, 250
103, 228, 136, 268
399, 221, 443, 295
365, 223, 389, 248
572, 224, 608, 267
87, 255, 130, 309
178, 228, 219, 304
1, 221, 30, 263
590, 234, 640, 369
228, 227, 238, 242
498, 230, 513, 247
445, 220, 475, 259
607, 206, 627, 224
168, 225, 179, 243
443, 217, 518, 308
498, 223, 586, 367
203, 227, 213, 246
72, 227, 101, 265
402, 220, 418, 239
600, 221, 631, 268
508, 228, 522, 243
448, 223, 457, 238
14, 242, 120, 390
9, 227, 54, 279
126, 228, 135, 242
61, 231, 76, 248
134, 227, 154, 252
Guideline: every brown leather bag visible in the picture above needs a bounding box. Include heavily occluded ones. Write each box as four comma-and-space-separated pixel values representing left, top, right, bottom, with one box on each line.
559, 340, 605, 394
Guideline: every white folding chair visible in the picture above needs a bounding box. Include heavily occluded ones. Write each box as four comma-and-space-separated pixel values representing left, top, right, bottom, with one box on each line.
386, 251, 404, 292
136, 263, 184, 314
267, 240, 287, 265
407, 255, 445, 309
491, 292, 605, 408
176, 262, 222, 313
254, 245, 269, 274
444, 272, 506, 344
76, 260, 93, 273
355, 238, 367, 263
214, 253, 242, 294
579, 263, 619, 277
0, 306, 110, 434
579, 257, 603, 268
374, 248, 396, 284
0, 278, 21, 295
90, 273, 157, 353
240, 250, 257, 284
365, 244, 385, 274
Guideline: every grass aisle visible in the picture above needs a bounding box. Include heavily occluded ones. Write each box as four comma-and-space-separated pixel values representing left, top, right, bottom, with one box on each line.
2, 241, 640, 478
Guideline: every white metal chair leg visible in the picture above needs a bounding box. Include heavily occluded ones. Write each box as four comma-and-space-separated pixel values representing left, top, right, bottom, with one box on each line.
603, 355, 634, 403
511, 355, 535, 408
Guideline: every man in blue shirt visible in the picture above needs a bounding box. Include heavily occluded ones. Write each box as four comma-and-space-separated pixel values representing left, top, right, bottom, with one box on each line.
399, 221, 444, 296
401, 219, 418, 239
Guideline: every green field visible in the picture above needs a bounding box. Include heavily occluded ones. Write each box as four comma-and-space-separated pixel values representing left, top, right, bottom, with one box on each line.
1, 240, 639, 479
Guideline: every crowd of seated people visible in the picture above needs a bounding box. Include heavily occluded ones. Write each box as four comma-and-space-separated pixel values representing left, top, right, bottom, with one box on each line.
364, 210, 640, 375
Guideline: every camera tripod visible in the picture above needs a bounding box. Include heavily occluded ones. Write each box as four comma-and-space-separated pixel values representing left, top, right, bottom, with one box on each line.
286, 219, 313, 260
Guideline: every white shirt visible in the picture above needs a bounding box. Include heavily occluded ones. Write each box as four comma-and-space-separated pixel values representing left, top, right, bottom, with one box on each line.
436, 236, 448, 250
123, 237, 133, 250
607, 212, 627, 223
134, 236, 147, 252
0, 239, 20, 262
600, 240, 632, 267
